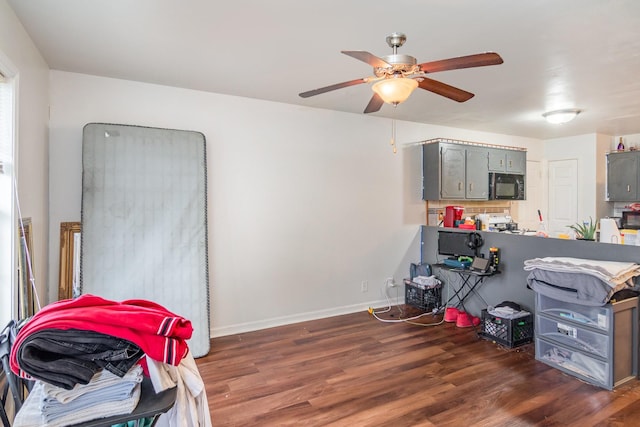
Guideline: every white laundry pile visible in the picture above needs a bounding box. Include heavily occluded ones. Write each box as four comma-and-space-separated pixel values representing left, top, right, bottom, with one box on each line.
411, 275, 442, 289
14, 364, 143, 427
146, 352, 212, 427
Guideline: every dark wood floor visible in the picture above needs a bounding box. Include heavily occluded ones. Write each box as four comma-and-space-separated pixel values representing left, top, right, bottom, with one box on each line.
196, 306, 640, 427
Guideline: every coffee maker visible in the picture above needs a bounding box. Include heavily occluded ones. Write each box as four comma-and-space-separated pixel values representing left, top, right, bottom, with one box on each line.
444, 206, 464, 227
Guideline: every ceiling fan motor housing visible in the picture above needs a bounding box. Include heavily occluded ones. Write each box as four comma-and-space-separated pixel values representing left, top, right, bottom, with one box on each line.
375, 54, 418, 77
385, 32, 407, 49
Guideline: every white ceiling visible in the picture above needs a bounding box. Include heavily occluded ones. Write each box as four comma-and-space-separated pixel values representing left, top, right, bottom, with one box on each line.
8, 0, 640, 140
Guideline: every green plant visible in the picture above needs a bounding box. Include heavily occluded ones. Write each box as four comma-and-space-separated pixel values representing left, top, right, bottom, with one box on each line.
568, 217, 597, 240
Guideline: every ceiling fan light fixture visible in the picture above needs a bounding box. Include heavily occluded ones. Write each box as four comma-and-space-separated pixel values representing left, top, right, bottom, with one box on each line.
372, 76, 418, 105
542, 108, 581, 124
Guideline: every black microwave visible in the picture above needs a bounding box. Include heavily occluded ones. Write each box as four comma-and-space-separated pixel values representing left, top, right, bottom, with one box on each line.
622, 211, 640, 229
489, 172, 526, 200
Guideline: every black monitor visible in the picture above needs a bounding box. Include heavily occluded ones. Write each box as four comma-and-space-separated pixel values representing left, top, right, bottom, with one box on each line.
437, 230, 477, 258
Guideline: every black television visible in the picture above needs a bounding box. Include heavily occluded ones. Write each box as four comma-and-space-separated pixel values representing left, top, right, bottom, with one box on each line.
437, 230, 477, 258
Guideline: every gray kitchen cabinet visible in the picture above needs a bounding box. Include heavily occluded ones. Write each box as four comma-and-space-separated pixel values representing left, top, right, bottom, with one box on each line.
423, 141, 489, 200
606, 151, 638, 201
488, 148, 526, 174
488, 148, 505, 171
439, 143, 466, 199
465, 146, 490, 199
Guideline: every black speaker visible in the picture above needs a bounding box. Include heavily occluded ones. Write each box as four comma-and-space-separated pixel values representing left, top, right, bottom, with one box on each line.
466, 232, 484, 250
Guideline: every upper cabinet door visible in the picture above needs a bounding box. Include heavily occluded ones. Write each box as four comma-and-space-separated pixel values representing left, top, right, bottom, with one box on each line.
607, 152, 638, 201
489, 148, 526, 174
440, 144, 466, 199
488, 148, 506, 171
466, 147, 489, 199
506, 151, 526, 174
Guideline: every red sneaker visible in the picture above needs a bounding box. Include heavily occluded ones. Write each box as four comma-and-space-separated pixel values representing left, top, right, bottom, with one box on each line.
456, 311, 474, 328
444, 307, 459, 322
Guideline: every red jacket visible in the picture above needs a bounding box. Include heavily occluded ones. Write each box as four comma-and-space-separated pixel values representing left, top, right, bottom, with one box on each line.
10, 294, 193, 377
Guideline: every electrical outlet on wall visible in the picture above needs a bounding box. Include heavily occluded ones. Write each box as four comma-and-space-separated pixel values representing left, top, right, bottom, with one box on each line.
386, 277, 396, 288
361, 280, 368, 292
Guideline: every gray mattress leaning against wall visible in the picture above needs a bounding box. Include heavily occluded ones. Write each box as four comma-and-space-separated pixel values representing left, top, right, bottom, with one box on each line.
80, 123, 210, 357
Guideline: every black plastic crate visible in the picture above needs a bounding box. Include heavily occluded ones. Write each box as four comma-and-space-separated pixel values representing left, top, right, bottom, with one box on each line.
404, 279, 441, 312
479, 309, 533, 348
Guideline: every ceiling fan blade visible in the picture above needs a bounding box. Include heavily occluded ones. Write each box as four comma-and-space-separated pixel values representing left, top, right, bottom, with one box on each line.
418, 77, 474, 102
418, 52, 503, 74
299, 78, 369, 98
341, 51, 391, 68
363, 93, 384, 114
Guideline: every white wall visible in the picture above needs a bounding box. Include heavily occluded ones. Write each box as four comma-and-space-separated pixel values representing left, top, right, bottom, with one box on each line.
595, 133, 612, 218
0, 0, 50, 318
48, 71, 542, 336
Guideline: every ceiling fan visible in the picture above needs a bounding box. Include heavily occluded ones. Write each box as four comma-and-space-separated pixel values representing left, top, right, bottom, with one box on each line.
299, 32, 503, 114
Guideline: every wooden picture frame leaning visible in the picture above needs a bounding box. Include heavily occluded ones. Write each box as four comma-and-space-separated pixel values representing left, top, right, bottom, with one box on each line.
58, 222, 81, 301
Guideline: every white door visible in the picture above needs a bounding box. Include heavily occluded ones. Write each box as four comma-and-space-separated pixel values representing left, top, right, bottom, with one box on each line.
548, 159, 578, 236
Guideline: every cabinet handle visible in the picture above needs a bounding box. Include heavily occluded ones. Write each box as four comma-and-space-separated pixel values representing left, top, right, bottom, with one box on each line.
458, 182, 462, 191
508, 160, 512, 168
469, 182, 473, 192
500, 159, 503, 167
628, 185, 631, 192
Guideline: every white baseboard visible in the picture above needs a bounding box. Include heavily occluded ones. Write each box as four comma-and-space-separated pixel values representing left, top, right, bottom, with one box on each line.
211, 298, 390, 338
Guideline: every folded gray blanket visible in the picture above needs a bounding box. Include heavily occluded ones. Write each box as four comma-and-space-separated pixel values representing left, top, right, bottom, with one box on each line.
526, 269, 631, 306
524, 257, 640, 288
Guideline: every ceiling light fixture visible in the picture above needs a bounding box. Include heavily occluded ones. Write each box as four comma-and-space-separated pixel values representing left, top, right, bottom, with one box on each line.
542, 108, 581, 124
372, 76, 419, 105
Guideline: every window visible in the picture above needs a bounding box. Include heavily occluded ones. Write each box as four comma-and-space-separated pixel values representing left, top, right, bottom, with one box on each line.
0, 69, 16, 327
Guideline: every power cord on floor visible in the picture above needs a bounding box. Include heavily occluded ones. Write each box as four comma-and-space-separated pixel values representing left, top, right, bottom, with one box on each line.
368, 278, 450, 327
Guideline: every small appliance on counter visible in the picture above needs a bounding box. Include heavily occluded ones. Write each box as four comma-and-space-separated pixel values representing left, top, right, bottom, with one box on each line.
486, 215, 518, 232
621, 210, 640, 230
444, 205, 464, 227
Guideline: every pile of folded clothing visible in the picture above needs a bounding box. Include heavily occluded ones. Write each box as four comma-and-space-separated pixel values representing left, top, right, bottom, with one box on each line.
524, 257, 640, 306
21, 365, 144, 426
487, 301, 530, 319
9, 294, 194, 427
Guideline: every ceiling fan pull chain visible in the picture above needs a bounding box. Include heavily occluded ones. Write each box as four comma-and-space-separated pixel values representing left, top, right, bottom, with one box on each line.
390, 119, 397, 154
